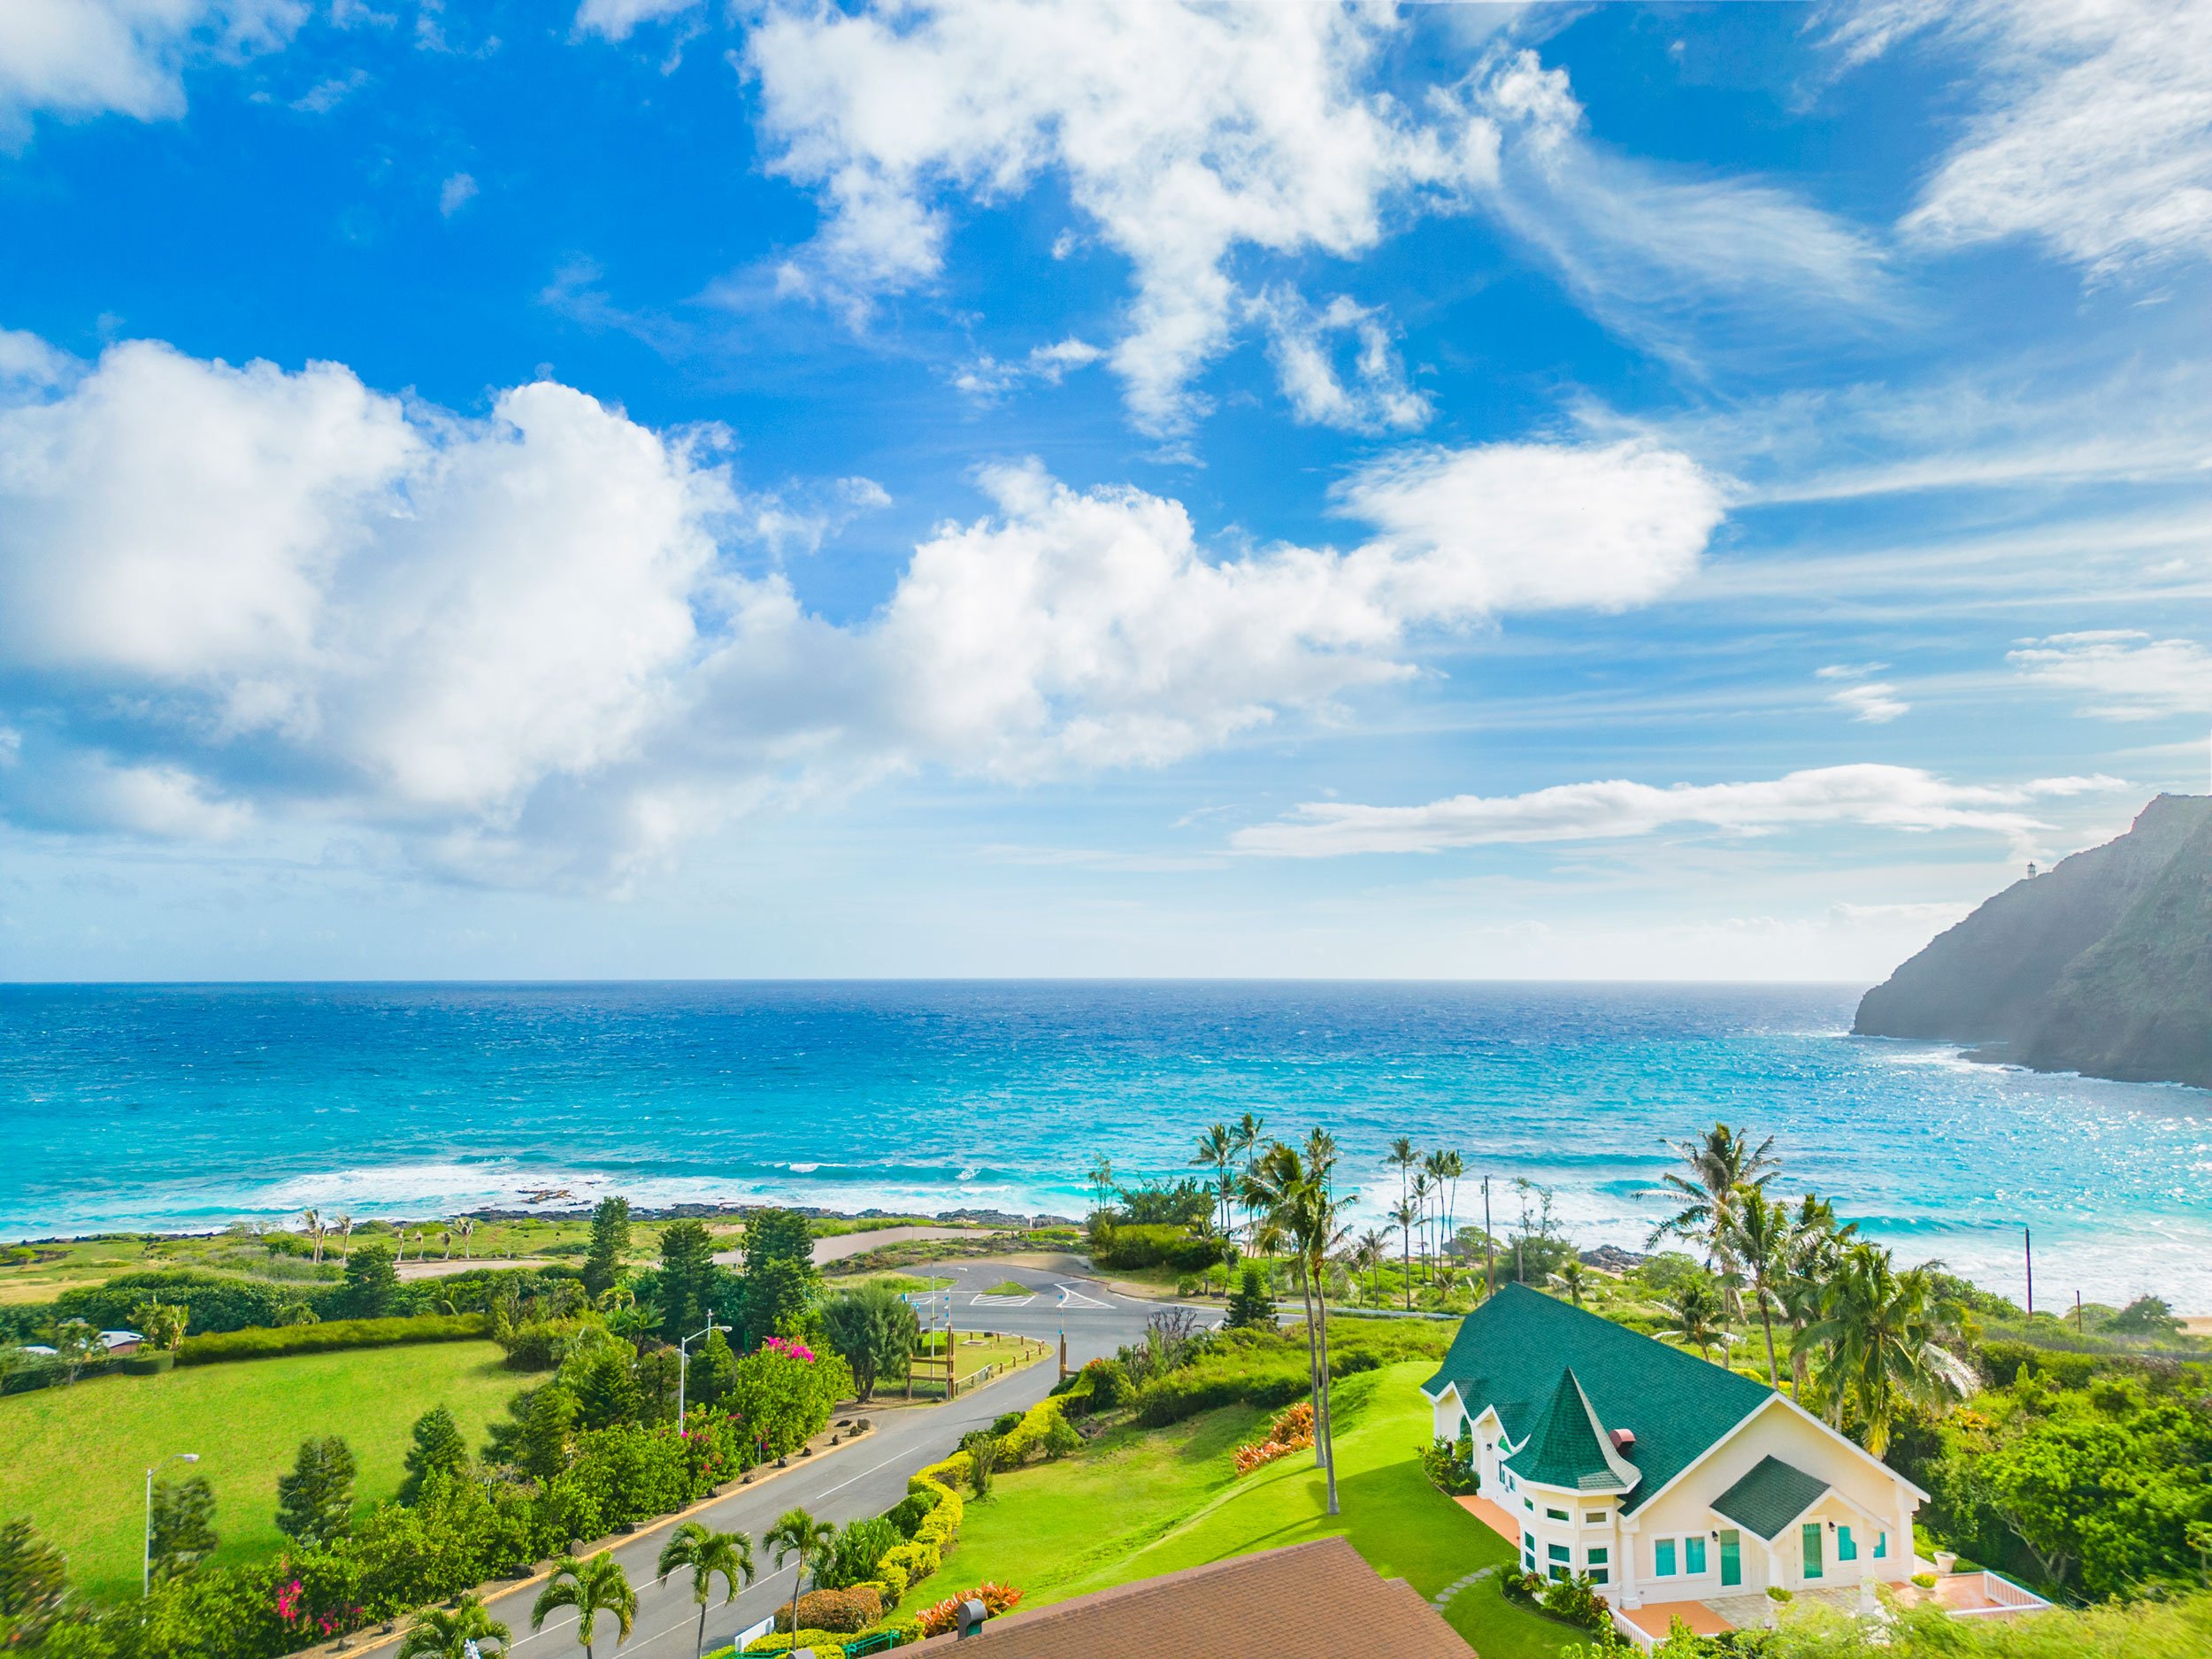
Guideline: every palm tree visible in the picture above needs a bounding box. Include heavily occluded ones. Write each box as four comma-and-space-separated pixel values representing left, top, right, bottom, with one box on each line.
1439, 1150, 1465, 1269
301, 1210, 324, 1265
1552, 1258, 1589, 1307
441, 1228, 453, 1261
1388, 1196, 1418, 1310
657, 1523, 753, 1659
1719, 1185, 1793, 1387
764, 1508, 836, 1649
1647, 1125, 1780, 1295
1421, 1151, 1452, 1282
1243, 1133, 1353, 1514
1410, 1172, 1435, 1285
1658, 1279, 1726, 1363
334, 1214, 355, 1262
456, 1217, 476, 1260
1232, 1112, 1266, 1254
1353, 1229, 1389, 1308
1085, 1155, 1115, 1218
399, 1596, 511, 1659
1778, 1194, 1855, 1396
1190, 1123, 1237, 1282
531, 1555, 636, 1659
1800, 1243, 1975, 1455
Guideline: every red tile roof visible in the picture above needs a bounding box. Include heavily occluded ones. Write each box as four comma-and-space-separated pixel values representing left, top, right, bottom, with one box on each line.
916, 1536, 1471, 1658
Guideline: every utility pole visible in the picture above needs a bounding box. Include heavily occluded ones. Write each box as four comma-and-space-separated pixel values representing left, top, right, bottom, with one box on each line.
2024, 1227, 2033, 1319
2074, 1289, 2083, 1333
1482, 1177, 1495, 1302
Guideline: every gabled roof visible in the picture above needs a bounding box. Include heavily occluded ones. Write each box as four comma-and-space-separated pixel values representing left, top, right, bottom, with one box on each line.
1502, 1367, 1640, 1493
1711, 1454, 1830, 1541
1422, 1281, 1775, 1515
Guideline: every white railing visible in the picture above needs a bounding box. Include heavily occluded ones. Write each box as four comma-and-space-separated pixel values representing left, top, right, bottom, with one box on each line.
1948, 1571, 2050, 1616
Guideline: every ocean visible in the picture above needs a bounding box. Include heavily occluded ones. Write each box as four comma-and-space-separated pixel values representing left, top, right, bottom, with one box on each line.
4, 981, 2208, 1309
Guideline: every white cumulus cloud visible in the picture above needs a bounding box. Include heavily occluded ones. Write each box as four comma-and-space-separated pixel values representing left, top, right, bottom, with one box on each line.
0, 0, 302, 144
0, 326, 1725, 879
743, 0, 1496, 433
1233, 765, 2131, 858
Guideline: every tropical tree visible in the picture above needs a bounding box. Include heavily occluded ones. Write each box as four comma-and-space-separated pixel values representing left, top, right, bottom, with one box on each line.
1421, 1151, 1452, 1283
334, 1214, 354, 1260
455, 1216, 476, 1260
821, 1285, 918, 1402
1388, 1196, 1418, 1311
1552, 1258, 1589, 1308
1719, 1185, 1793, 1387
1778, 1194, 1855, 1395
1800, 1242, 1975, 1455
300, 1210, 325, 1265
657, 1524, 753, 1659
1352, 1229, 1390, 1307
1648, 1124, 1779, 1292
399, 1405, 470, 1503
1232, 1112, 1266, 1253
1410, 1172, 1435, 1285
531, 1555, 636, 1659
1657, 1279, 1725, 1363
764, 1509, 836, 1650
1086, 1154, 1115, 1217
1438, 1150, 1465, 1272
399, 1596, 511, 1659
148, 1475, 218, 1580
1191, 1123, 1238, 1281
1242, 1132, 1352, 1515
274, 1435, 357, 1546
582, 1196, 632, 1299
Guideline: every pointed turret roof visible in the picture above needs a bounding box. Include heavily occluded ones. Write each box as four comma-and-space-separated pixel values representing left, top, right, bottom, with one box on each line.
1501, 1365, 1641, 1493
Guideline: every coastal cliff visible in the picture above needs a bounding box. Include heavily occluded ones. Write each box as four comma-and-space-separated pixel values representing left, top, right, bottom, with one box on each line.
1855, 794, 2212, 1088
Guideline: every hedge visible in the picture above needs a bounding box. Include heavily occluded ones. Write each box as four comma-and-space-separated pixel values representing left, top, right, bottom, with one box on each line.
0, 1350, 173, 1395
178, 1312, 493, 1364
1088, 1222, 1218, 1273
53, 1270, 349, 1336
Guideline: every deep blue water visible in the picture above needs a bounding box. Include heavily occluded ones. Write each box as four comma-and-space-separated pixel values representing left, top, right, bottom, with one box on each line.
4, 981, 2208, 1306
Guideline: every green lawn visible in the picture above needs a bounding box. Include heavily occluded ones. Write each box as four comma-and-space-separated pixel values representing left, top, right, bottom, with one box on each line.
0, 1342, 518, 1602
901, 1358, 1575, 1658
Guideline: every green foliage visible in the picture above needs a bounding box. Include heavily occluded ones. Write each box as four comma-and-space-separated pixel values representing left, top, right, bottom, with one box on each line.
813, 1517, 900, 1592
741, 1260, 818, 1347
531, 1553, 637, 1658
1088, 1222, 1218, 1273
519, 1384, 580, 1484
776, 1586, 879, 1634
338, 1247, 401, 1320
397, 1407, 469, 1506
396, 1594, 511, 1659
1419, 1436, 1477, 1497
581, 1199, 631, 1300
1225, 1263, 1274, 1330
149, 1476, 219, 1580
820, 1286, 918, 1403
2105, 1296, 2183, 1336
1538, 1571, 1609, 1632
688, 1329, 736, 1412
53, 1271, 344, 1338
274, 1435, 357, 1548
744, 1211, 814, 1272
657, 1222, 719, 1345
0, 1517, 69, 1626
724, 1344, 850, 1461
178, 1314, 491, 1365
1106, 1179, 1214, 1229
567, 1345, 641, 1431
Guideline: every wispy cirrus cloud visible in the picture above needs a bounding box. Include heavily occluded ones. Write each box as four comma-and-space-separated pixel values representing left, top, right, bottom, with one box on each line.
1822, 0, 2212, 277
1233, 765, 2129, 859
2008, 630, 2212, 718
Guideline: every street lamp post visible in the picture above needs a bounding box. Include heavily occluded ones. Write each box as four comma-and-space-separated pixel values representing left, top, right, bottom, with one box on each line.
143, 1452, 199, 1596
676, 1310, 730, 1425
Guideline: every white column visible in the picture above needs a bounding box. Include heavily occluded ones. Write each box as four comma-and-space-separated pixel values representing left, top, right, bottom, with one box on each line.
1618, 1518, 1641, 1609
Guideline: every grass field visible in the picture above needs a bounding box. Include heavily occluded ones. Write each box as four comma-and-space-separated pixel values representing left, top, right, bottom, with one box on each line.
0, 1342, 518, 1602
893, 1358, 1575, 1658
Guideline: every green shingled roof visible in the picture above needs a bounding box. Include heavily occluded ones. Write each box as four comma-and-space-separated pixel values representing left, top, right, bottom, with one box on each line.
1422, 1281, 1775, 1515
1711, 1455, 1830, 1540
1502, 1367, 1637, 1492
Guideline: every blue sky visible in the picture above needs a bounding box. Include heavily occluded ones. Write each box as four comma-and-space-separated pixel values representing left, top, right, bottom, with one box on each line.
1, 0, 2208, 981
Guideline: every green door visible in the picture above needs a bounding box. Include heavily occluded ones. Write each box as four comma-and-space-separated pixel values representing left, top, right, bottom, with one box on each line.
1802, 1523, 1824, 1579
1719, 1529, 1741, 1587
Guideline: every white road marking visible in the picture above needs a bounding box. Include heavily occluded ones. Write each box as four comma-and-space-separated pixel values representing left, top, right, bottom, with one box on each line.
1054, 1283, 1109, 1309
970, 1293, 1035, 1307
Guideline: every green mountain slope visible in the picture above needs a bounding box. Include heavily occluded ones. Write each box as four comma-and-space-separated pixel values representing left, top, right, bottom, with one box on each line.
1854, 795, 2212, 1088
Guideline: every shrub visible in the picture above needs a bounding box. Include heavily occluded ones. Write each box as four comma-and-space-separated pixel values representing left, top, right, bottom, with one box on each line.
56, 1270, 345, 1336
1089, 1223, 1218, 1273
1062, 1356, 1134, 1415
177, 1313, 491, 1365
1540, 1572, 1609, 1632
775, 1586, 880, 1634
743, 1628, 849, 1655
1233, 1401, 1316, 1475
881, 1540, 939, 1588
1419, 1434, 1478, 1496
915, 1582, 1022, 1638
816, 1516, 901, 1591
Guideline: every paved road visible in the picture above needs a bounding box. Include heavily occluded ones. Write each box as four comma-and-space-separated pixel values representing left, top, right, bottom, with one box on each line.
462, 1263, 1209, 1659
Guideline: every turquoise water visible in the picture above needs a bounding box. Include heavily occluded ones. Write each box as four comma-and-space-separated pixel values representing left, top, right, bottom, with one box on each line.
4, 981, 2208, 1307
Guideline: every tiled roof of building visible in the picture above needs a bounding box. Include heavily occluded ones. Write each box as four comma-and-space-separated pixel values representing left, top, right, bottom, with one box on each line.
1711, 1454, 1832, 1541
1422, 1281, 1774, 1515
1502, 1367, 1640, 1493
914, 1536, 1468, 1658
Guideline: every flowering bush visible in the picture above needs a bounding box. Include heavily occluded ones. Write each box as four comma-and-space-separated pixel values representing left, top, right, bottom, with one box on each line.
916, 1582, 1022, 1637
762, 1334, 816, 1363
1233, 1400, 1314, 1474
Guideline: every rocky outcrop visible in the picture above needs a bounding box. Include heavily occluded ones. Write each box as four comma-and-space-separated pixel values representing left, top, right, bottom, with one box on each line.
1855, 795, 2212, 1088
